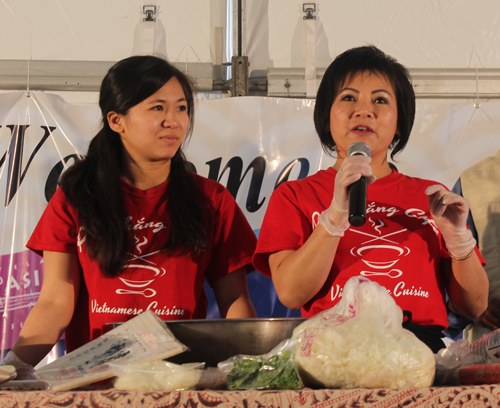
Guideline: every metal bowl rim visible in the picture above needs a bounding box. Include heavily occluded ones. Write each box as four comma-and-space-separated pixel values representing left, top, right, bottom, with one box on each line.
165, 317, 306, 324
104, 317, 306, 328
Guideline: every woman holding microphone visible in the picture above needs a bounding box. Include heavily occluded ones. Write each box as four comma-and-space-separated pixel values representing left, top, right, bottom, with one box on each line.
253, 45, 488, 353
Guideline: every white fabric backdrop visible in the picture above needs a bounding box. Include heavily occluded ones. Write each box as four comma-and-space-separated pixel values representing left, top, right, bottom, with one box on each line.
247, 0, 500, 73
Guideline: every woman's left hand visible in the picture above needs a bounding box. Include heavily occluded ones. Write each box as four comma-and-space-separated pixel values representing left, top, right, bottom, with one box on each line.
426, 184, 468, 229
425, 184, 476, 258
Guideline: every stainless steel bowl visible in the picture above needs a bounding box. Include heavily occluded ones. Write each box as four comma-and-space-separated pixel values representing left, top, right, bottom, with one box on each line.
164, 318, 306, 367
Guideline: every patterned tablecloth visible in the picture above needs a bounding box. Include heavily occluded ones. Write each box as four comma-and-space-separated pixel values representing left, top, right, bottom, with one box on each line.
0, 386, 499, 408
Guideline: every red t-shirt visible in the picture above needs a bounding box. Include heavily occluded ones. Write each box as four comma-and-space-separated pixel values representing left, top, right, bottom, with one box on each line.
28, 174, 256, 348
253, 168, 483, 328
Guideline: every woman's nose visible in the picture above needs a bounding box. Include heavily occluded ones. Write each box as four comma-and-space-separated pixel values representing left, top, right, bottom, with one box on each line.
162, 111, 178, 127
354, 99, 375, 118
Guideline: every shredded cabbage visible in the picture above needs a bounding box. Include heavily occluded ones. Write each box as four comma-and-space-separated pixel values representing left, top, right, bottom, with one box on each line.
292, 277, 435, 389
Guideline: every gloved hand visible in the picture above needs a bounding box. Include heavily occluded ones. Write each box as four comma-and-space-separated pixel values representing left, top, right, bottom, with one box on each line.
425, 184, 476, 258
0, 350, 36, 380
0, 365, 16, 384
319, 155, 376, 236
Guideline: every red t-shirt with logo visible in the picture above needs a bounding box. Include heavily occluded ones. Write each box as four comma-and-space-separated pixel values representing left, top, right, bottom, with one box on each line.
253, 168, 483, 328
28, 174, 256, 349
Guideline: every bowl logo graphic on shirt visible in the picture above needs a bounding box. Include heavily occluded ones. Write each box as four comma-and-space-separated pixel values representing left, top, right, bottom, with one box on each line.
116, 278, 156, 297
77, 223, 166, 298
314, 201, 436, 302
115, 236, 166, 298
350, 219, 410, 279
311, 210, 410, 280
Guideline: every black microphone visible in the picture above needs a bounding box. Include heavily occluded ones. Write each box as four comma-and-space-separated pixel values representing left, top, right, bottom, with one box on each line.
346, 142, 371, 227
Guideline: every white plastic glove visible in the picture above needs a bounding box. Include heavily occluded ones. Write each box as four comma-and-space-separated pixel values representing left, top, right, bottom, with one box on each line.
425, 184, 476, 259
0, 365, 16, 384
0, 350, 36, 380
319, 155, 376, 236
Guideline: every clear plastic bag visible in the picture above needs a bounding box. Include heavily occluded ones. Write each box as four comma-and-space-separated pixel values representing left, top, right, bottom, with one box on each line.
34, 311, 187, 391
218, 338, 303, 390
110, 360, 204, 391
292, 276, 436, 389
434, 339, 470, 385
434, 330, 500, 385
0, 351, 34, 380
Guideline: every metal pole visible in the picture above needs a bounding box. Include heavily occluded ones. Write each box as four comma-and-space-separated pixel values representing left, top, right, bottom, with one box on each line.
237, 0, 242, 57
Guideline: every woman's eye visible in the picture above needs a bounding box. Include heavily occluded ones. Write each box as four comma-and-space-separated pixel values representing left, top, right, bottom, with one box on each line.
177, 105, 187, 112
374, 97, 388, 104
152, 105, 163, 111
340, 94, 355, 102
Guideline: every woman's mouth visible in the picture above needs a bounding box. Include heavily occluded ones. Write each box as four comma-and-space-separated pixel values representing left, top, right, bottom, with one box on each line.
160, 136, 179, 143
352, 125, 374, 133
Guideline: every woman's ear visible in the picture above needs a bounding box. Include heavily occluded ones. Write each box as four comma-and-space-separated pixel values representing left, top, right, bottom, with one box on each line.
391, 126, 400, 141
107, 112, 123, 134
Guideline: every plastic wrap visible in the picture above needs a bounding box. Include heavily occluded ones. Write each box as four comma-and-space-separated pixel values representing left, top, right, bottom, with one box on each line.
292, 276, 435, 389
218, 338, 303, 390
111, 360, 204, 391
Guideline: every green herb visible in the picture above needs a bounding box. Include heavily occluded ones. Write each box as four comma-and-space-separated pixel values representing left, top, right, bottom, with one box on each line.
225, 351, 302, 390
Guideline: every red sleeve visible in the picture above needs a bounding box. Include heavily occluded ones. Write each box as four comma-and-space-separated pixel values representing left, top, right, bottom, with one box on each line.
26, 187, 79, 256
203, 182, 257, 287
252, 182, 312, 277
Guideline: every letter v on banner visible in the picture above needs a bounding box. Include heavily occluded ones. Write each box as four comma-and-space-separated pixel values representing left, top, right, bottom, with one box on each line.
0, 124, 55, 206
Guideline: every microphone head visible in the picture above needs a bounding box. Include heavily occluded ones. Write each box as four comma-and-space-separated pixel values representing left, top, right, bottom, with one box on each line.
347, 142, 371, 158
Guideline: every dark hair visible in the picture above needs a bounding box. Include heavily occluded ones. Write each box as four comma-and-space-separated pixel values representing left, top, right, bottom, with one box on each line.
314, 45, 415, 160
60, 55, 207, 277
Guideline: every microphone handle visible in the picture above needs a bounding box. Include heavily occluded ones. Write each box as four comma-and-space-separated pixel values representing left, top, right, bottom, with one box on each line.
349, 176, 367, 227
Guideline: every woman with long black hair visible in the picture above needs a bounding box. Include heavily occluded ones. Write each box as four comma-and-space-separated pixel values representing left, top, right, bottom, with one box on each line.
3, 55, 257, 377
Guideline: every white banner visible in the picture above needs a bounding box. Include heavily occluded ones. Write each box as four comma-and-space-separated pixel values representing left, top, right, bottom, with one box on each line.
187, 96, 330, 229
1, 91, 500, 353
